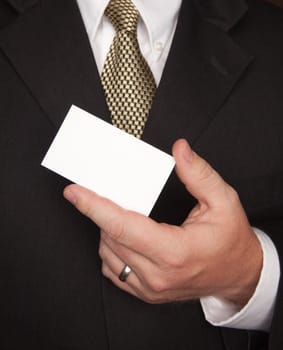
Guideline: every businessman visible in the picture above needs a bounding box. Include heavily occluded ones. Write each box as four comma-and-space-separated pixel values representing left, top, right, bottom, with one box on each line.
1, 0, 283, 349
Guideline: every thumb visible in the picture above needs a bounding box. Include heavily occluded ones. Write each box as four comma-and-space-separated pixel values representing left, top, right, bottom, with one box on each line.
172, 139, 230, 206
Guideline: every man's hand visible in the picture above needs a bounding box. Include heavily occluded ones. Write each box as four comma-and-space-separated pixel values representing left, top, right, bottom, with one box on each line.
63, 139, 262, 306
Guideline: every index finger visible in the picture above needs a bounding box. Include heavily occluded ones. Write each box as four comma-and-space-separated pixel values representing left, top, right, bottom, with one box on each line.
64, 184, 163, 255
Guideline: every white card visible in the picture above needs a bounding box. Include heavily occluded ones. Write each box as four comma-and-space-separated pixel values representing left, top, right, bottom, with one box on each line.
41, 105, 175, 216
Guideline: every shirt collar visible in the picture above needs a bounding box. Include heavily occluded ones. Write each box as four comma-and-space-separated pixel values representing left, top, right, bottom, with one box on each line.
76, 0, 182, 52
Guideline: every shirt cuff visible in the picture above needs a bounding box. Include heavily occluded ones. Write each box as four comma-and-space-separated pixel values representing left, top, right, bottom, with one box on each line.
200, 228, 280, 332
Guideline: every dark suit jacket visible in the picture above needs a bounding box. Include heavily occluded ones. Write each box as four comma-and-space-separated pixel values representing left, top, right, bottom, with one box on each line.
0, 0, 283, 349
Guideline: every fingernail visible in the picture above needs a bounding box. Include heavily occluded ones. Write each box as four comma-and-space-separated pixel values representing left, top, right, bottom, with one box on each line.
183, 141, 194, 163
64, 187, 77, 205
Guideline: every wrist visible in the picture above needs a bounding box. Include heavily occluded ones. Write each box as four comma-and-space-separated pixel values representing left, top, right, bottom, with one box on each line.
223, 230, 263, 306
201, 229, 279, 331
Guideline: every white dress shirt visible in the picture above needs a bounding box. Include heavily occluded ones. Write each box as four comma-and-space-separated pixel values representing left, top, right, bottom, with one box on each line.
77, 0, 181, 84
76, 0, 280, 332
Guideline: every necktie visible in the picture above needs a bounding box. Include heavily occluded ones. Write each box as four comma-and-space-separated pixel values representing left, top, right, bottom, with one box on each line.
101, 0, 156, 138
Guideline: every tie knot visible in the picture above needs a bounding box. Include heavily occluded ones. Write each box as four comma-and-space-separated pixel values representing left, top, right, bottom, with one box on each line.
105, 0, 139, 33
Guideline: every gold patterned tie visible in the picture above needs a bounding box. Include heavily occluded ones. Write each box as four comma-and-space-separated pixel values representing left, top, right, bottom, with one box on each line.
101, 0, 156, 138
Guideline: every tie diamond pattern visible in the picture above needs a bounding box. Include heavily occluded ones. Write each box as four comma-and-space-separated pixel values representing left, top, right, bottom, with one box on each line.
101, 0, 156, 138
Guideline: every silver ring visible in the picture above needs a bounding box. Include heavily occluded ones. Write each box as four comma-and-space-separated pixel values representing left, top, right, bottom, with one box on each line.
119, 265, 132, 282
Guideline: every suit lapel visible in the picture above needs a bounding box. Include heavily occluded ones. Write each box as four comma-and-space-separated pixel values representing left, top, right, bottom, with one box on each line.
0, 0, 110, 129
196, 0, 248, 31
142, 0, 253, 154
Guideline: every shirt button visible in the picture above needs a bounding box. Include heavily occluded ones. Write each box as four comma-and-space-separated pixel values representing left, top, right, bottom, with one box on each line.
154, 41, 163, 52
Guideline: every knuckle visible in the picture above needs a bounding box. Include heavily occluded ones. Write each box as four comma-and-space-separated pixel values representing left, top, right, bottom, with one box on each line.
198, 160, 214, 182
145, 296, 159, 304
101, 264, 109, 277
167, 253, 185, 269
226, 185, 240, 205
98, 244, 105, 259
81, 201, 94, 219
106, 216, 126, 241
148, 276, 168, 293
161, 248, 185, 269
142, 292, 162, 304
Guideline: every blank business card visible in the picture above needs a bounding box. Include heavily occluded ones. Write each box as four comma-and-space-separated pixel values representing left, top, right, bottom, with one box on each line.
41, 105, 175, 216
